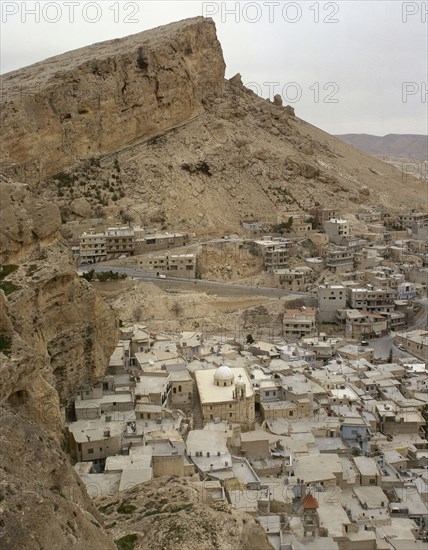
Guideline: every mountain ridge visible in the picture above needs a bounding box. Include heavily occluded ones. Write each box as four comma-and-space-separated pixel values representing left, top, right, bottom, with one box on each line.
335, 133, 428, 160
0, 17, 425, 231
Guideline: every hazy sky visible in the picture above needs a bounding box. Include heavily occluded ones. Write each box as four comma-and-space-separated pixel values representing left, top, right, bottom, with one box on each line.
1, 1, 427, 135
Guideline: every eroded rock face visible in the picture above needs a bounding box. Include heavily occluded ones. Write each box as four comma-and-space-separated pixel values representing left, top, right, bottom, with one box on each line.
0, 17, 225, 181
0, 181, 118, 430
0, 408, 116, 550
0, 179, 61, 263
0, 181, 119, 548
97, 476, 273, 550
0, 17, 424, 230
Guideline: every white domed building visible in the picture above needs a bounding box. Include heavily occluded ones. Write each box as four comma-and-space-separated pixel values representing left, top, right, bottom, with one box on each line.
194, 365, 255, 430
213, 365, 235, 387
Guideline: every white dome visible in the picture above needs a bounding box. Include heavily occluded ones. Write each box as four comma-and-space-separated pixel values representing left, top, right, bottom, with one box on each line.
214, 365, 234, 382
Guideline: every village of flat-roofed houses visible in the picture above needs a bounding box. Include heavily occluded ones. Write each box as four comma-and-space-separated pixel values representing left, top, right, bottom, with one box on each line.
66, 205, 428, 550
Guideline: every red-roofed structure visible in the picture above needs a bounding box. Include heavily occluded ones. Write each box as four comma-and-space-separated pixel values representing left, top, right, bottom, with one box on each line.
301, 493, 319, 509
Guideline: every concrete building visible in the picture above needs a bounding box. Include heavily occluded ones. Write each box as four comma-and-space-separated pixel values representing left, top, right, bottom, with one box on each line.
325, 218, 350, 245
412, 221, 428, 242
67, 419, 125, 465
397, 282, 417, 300
105, 227, 135, 258
341, 311, 388, 340
398, 211, 428, 228
134, 231, 189, 254
318, 285, 347, 322
308, 207, 339, 229
394, 330, 428, 361
79, 232, 107, 263
253, 238, 294, 271
348, 287, 396, 314
353, 456, 381, 486
326, 247, 354, 273
283, 307, 317, 339
273, 267, 314, 291
140, 252, 196, 279
194, 366, 255, 431
169, 370, 193, 410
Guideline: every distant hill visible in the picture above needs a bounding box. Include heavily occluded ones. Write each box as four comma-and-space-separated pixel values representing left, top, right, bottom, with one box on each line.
335, 134, 428, 161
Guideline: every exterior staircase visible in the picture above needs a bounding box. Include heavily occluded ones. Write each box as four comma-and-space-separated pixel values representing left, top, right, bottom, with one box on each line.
192, 380, 203, 430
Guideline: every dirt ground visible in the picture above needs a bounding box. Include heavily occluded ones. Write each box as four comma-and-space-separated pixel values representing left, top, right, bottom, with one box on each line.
93, 279, 295, 337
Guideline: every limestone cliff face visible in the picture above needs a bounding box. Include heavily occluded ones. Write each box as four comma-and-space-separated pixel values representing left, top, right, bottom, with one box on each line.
0, 180, 118, 548
0, 17, 225, 182
0, 408, 116, 550
0, 180, 61, 263
0, 180, 118, 430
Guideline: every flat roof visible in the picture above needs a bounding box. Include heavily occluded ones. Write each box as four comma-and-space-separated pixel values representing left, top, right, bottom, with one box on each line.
353, 456, 379, 476
135, 375, 169, 395
195, 367, 253, 404
186, 429, 228, 455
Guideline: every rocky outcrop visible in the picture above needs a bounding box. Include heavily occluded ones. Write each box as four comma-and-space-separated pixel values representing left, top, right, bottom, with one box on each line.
0, 408, 115, 550
0, 179, 61, 263
0, 17, 425, 229
0, 17, 225, 182
0, 181, 118, 428
98, 476, 272, 550
0, 181, 119, 548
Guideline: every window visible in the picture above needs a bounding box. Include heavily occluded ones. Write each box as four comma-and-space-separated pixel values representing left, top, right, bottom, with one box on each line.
178, 385, 182, 392
288, 411, 294, 417
210, 414, 213, 419
173, 387, 176, 394
88, 449, 94, 454
229, 413, 233, 417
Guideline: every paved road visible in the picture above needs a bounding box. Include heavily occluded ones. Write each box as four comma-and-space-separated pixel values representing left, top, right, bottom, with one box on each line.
369, 297, 428, 360
409, 297, 428, 330
368, 334, 416, 361
82, 265, 316, 300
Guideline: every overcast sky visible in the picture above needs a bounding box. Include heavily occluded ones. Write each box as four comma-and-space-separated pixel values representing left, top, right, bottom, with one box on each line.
1, 1, 426, 135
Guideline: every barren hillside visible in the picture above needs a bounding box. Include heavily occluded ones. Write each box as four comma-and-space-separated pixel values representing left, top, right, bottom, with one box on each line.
0, 18, 425, 233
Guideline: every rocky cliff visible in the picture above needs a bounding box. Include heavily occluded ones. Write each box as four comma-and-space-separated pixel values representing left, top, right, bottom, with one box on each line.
0, 179, 118, 430
0, 17, 425, 231
0, 179, 119, 548
0, 17, 225, 182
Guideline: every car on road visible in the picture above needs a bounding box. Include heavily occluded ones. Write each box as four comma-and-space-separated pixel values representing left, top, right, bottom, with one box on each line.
396, 343, 406, 351
360, 340, 369, 346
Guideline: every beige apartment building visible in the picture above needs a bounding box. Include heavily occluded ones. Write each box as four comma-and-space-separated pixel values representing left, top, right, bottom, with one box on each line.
348, 287, 396, 314
79, 232, 107, 263
140, 252, 196, 278
324, 218, 350, 245
283, 307, 317, 339
195, 366, 255, 431
318, 284, 347, 322
394, 330, 428, 361
253, 238, 294, 271
308, 207, 339, 229
105, 227, 135, 259
134, 231, 189, 254
273, 267, 314, 291
67, 421, 124, 463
